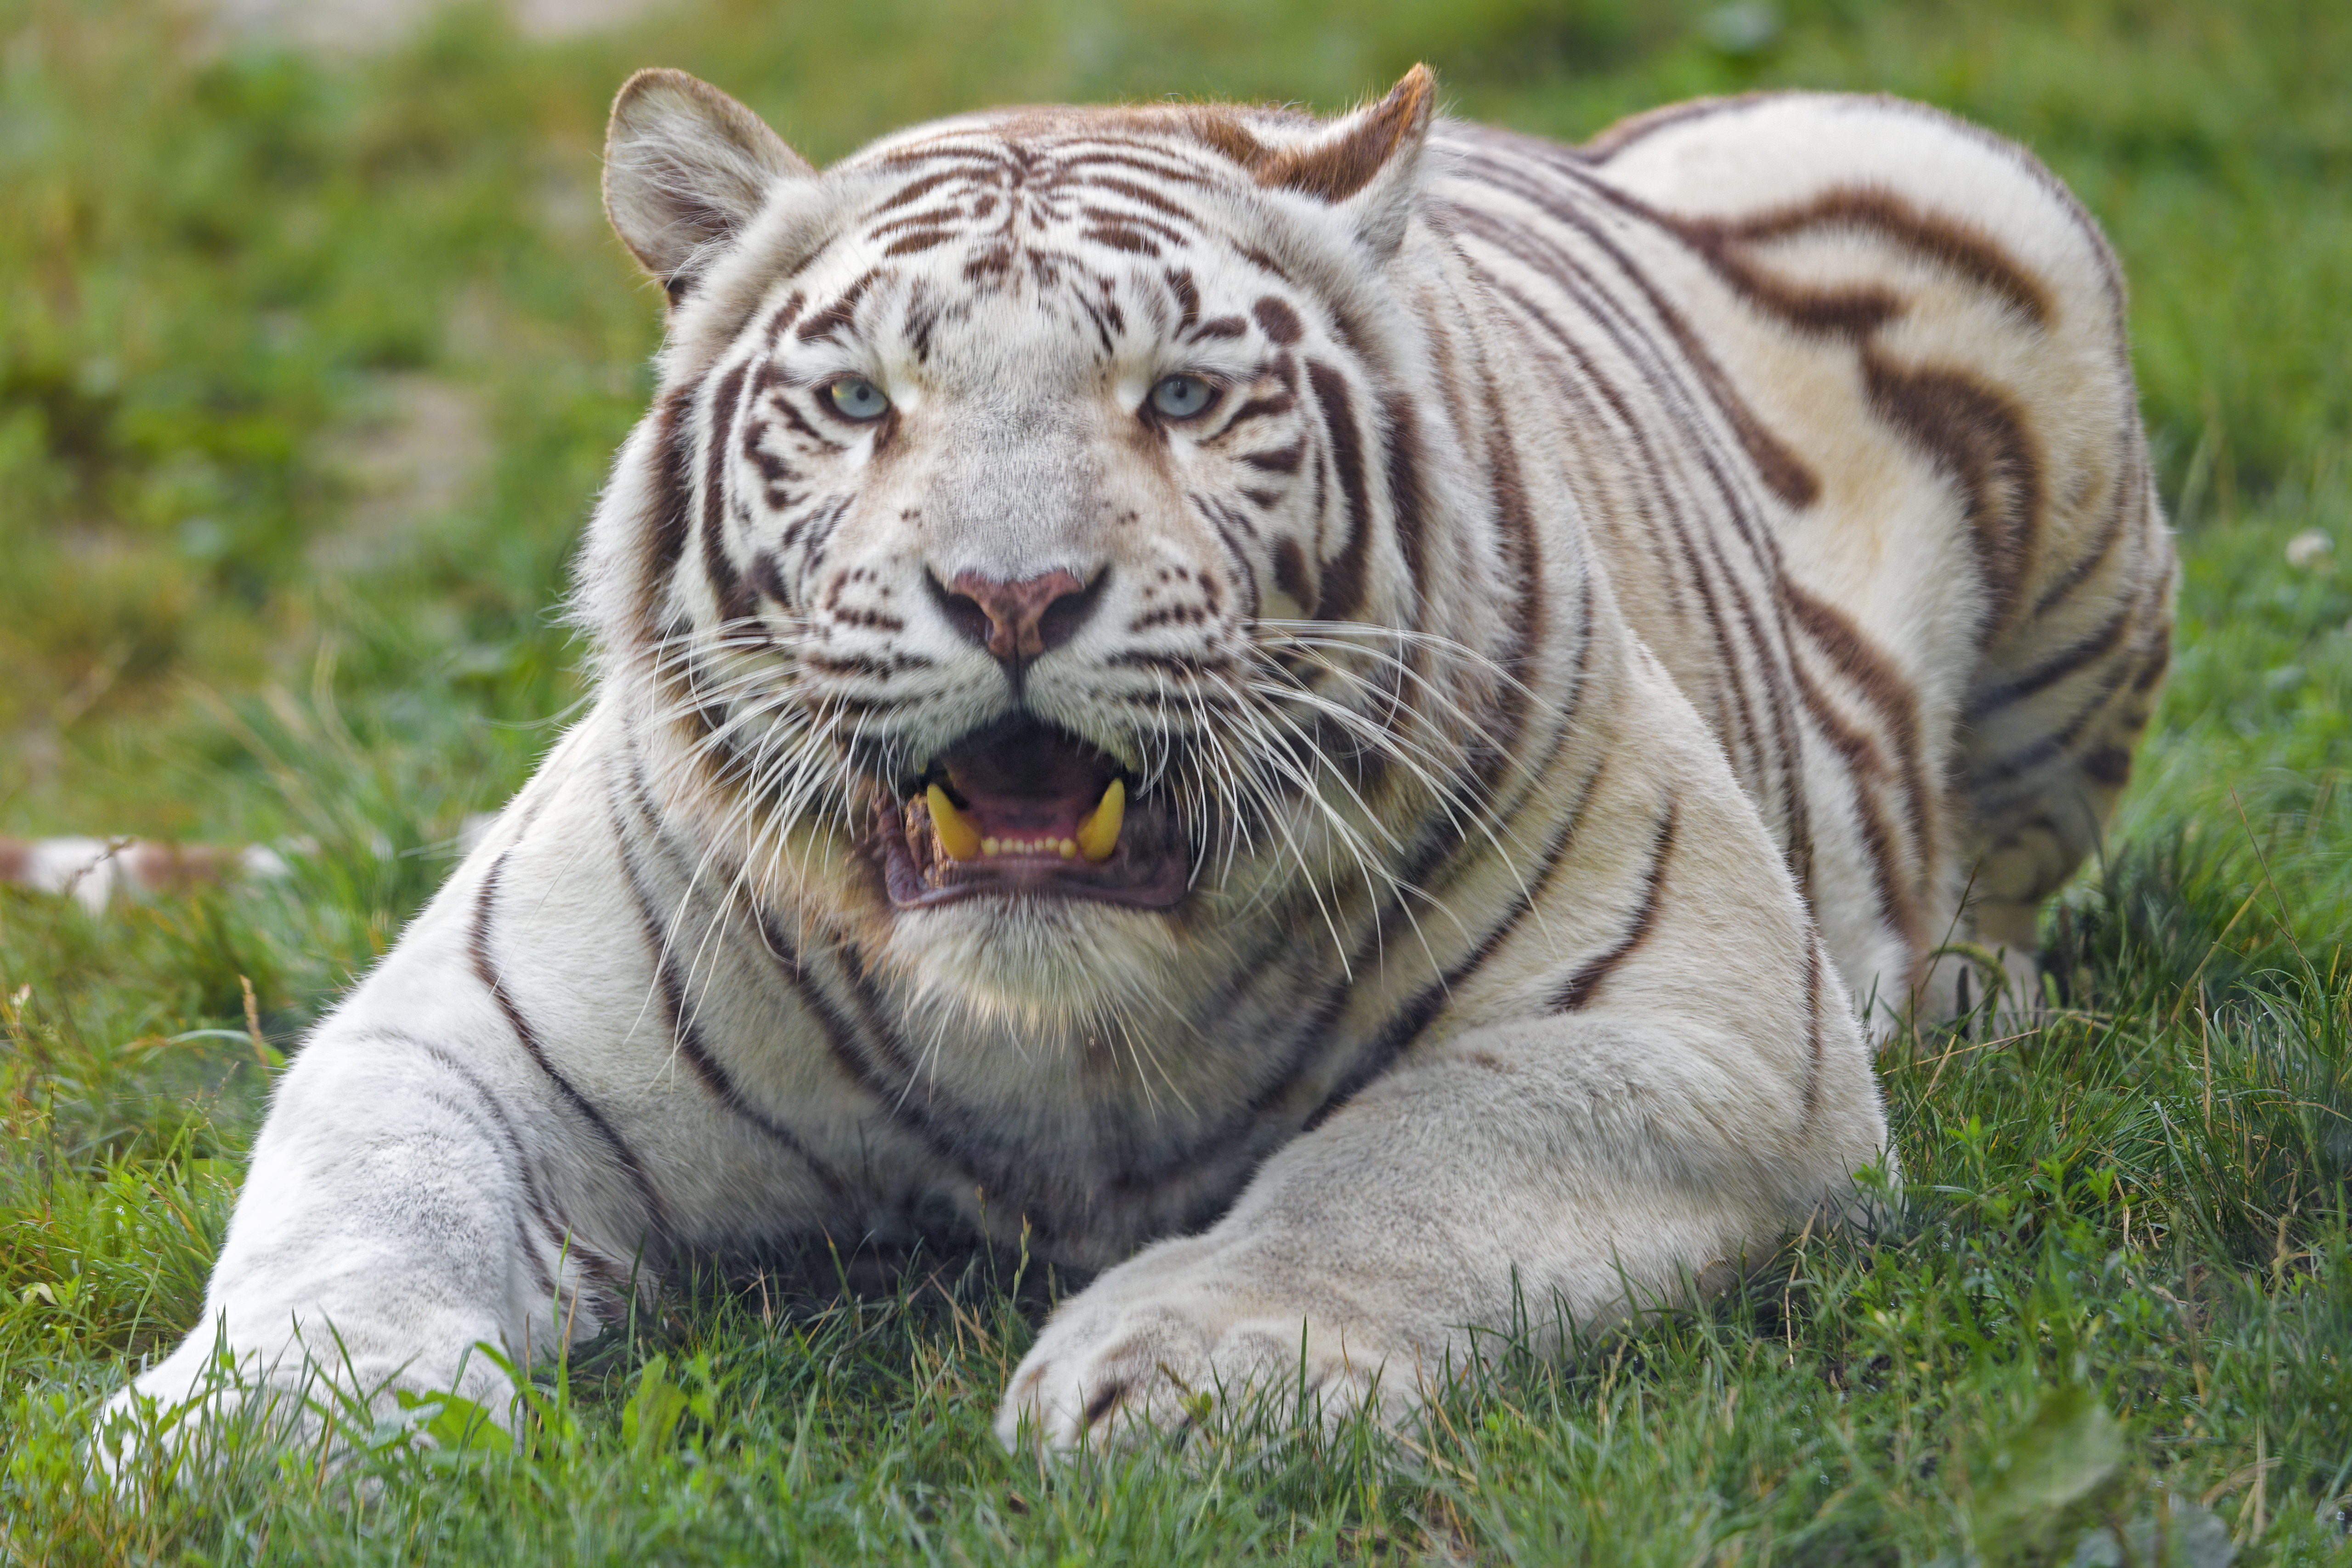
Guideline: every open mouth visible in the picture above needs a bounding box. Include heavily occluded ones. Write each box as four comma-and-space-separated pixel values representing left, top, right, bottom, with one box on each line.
873, 717, 1191, 910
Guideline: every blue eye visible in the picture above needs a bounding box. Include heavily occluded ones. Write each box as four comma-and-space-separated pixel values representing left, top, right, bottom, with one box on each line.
1149, 374, 1216, 420
827, 377, 890, 421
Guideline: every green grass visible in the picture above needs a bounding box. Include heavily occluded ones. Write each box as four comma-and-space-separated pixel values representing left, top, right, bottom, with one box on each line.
1, 0, 2347, 1560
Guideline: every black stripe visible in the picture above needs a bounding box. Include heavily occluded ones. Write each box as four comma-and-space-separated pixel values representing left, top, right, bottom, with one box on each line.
1452, 234, 1763, 781
1380, 391, 1430, 612
1799, 936, 1826, 1129
1299, 736, 1615, 1136
1460, 152, 1820, 508
1967, 598, 2136, 719
1784, 632, 1920, 950
2031, 446, 2142, 617
1306, 359, 1372, 622
369, 1027, 640, 1322
700, 359, 754, 627
604, 770, 853, 1204
636, 385, 697, 644
470, 850, 670, 1235
1553, 801, 1678, 1012
1966, 651, 2140, 788
1780, 577, 1933, 923
375, 1031, 560, 1304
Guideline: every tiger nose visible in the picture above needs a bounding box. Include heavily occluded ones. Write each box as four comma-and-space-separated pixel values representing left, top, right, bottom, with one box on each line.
931, 569, 1104, 663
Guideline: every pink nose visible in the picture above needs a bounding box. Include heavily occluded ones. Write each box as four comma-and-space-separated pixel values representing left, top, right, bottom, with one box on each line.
939, 570, 1098, 662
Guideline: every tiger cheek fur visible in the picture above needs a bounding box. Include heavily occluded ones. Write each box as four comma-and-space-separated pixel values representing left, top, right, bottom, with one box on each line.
101, 64, 2170, 1465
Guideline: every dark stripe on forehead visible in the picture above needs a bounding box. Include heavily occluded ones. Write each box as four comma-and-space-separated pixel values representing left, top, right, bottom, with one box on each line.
1050, 149, 1217, 186
1253, 297, 1304, 344
798, 268, 882, 343
763, 292, 806, 342
1237, 245, 1294, 283
874, 140, 1017, 175
1086, 224, 1161, 256
1085, 175, 1198, 221
871, 167, 966, 215
885, 230, 954, 257
1165, 268, 1200, 335
1080, 204, 1189, 245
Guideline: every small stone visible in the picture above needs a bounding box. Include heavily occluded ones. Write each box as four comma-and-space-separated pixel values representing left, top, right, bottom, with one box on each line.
2284, 529, 2334, 568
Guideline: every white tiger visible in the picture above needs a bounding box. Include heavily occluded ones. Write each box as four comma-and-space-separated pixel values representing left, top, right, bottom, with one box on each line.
103, 66, 2172, 1455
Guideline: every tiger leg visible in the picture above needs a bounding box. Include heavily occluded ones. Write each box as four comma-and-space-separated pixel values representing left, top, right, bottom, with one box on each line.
995, 1003, 1888, 1449
991, 662, 1891, 1448
95, 1015, 633, 1476
1953, 363, 2176, 1013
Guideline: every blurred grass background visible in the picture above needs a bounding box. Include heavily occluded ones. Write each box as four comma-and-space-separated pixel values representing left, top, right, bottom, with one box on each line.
2, 0, 2346, 852
1, 0, 2348, 1560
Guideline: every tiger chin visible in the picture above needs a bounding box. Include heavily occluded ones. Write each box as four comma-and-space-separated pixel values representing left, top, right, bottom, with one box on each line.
102, 64, 2172, 1464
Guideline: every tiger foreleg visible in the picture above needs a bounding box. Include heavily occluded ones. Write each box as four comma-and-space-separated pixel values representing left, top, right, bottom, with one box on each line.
95, 1025, 621, 1479
994, 1012, 1889, 1451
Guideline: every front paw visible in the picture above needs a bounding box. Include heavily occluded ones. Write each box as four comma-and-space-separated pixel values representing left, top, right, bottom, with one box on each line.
993, 1252, 1409, 1451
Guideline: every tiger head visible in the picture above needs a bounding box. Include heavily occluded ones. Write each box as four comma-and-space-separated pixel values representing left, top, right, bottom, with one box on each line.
581, 67, 1517, 1030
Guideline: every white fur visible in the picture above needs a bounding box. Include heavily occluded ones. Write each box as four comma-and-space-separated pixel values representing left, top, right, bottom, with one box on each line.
101, 79, 2167, 1465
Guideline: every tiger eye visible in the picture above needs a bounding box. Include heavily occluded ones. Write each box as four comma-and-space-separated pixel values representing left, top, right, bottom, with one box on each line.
1149, 374, 1215, 419
827, 377, 890, 421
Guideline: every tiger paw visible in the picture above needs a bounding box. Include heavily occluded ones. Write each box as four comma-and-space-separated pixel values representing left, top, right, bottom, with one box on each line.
993, 1265, 1410, 1451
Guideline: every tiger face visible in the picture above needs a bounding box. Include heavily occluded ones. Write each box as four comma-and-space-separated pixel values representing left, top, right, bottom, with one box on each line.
597, 72, 1459, 1025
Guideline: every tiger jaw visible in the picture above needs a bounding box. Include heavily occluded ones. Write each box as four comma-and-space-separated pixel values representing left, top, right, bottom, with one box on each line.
872, 717, 1192, 910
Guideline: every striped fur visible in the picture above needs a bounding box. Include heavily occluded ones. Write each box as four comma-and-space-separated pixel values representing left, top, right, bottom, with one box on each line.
106, 70, 2171, 1456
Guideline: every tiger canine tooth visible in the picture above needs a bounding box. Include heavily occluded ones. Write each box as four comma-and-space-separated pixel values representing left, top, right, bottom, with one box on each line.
924, 785, 982, 861
1075, 779, 1125, 863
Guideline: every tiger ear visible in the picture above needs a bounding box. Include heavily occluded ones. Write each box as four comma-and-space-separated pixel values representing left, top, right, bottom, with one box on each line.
603, 68, 815, 300
1255, 65, 1436, 259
